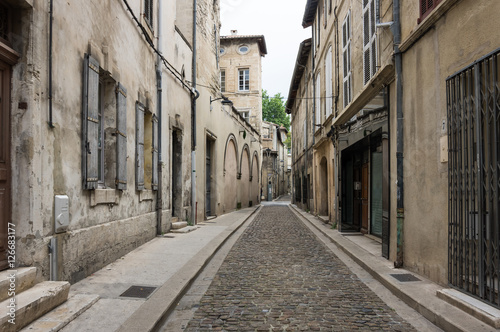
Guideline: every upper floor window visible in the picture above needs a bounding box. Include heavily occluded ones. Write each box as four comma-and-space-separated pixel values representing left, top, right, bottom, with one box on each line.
144, 0, 153, 28
419, 0, 442, 23
220, 48, 226, 56
343, 10, 352, 107
239, 109, 250, 122
220, 70, 226, 92
239, 68, 250, 91
363, 0, 377, 85
0, 4, 9, 43
238, 45, 249, 54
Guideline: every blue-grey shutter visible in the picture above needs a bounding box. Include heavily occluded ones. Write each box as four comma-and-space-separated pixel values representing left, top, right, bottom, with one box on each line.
82, 54, 99, 190
116, 83, 127, 190
136, 102, 145, 191
152, 114, 159, 191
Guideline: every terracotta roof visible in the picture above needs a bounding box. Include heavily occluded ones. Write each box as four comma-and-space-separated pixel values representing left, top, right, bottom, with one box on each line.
302, 0, 319, 28
220, 35, 268, 56
286, 38, 312, 114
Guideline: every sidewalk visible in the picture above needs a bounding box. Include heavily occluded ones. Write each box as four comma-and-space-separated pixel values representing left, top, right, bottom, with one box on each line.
289, 204, 500, 332
22, 205, 261, 332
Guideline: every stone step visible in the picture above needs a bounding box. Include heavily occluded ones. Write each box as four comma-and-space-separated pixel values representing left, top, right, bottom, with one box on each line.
0, 281, 70, 332
0, 268, 37, 302
20, 293, 99, 332
171, 226, 199, 234
171, 221, 188, 229
171, 217, 179, 223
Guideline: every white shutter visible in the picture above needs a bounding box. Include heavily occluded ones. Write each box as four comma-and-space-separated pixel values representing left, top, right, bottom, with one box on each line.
315, 73, 321, 127
363, 0, 377, 85
342, 11, 352, 107
325, 47, 333, 118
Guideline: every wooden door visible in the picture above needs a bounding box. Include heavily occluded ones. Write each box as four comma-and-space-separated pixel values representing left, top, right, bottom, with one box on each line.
0, 60, 11, 271
361, 163, 369, 232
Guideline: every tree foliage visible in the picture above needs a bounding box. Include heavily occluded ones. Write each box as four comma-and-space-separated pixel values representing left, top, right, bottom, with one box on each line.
262, 90, 290, 131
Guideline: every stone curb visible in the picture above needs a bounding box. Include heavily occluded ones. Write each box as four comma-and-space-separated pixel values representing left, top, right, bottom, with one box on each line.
116, 205, 262, 332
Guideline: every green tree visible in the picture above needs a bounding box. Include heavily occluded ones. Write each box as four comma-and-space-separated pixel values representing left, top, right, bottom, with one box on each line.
262, 90, 290, 131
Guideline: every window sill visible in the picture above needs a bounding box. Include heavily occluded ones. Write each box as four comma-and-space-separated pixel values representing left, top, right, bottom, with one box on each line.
139, 190, 155, 202
400, 0, 459, 53
90, 189, 119, 207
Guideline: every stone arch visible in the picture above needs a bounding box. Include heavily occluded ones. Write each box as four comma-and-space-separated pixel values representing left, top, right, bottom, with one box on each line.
223, 134, 238, 212
239, 144, 251, 180
250, 152, 260, 205
239, 146, 250, 208
223, 134, 239, 177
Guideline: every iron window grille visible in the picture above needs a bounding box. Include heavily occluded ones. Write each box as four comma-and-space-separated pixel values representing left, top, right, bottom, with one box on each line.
144, 0, 153, 29
447, 48, 500, 308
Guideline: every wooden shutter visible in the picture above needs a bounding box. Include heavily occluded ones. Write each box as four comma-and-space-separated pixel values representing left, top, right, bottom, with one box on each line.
82, 54, 99, 190
419, 0, 442, 23
136, 102, 145, 191
152, 114, 158, 191
115, 83, 127, 190
315, 73, 321, 127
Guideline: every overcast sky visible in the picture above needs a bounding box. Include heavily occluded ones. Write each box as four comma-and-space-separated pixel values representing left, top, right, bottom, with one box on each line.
220, 0, 311, 100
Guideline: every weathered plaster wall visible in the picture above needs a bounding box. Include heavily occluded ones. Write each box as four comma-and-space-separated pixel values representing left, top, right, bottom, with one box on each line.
395, 0, 500, 285
11, 0, 193, 282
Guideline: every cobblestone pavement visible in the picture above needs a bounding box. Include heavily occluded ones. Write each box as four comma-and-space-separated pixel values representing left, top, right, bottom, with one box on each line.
184, 205, 416, 331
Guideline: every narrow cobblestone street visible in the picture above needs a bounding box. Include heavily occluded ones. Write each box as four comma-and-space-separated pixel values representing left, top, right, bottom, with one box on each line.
184, 203, 417, 331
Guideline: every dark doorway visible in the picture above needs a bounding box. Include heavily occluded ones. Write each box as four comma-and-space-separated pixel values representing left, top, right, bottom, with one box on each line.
205, 137, 214, 217
0, 60, 11, 271
171, 130, 182, 218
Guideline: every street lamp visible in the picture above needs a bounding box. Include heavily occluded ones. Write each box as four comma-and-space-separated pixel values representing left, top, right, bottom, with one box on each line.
210, 96, 233, 111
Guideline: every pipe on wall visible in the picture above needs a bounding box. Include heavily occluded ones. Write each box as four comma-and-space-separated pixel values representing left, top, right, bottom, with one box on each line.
191, 0, 198, 224
48, 0, 55, 128
393, 0, 404, 268
156, 0, 163, 235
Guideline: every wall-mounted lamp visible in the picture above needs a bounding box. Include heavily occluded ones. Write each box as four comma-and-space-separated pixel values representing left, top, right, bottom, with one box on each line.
210, 96, 233, 111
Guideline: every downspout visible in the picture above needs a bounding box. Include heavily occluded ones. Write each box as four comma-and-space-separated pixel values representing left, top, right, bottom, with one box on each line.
191, 0, 199, 225
333, 5, 340, 226
156, 0, 163, 235
392, 0, 404, 268
48, 0, 55, 128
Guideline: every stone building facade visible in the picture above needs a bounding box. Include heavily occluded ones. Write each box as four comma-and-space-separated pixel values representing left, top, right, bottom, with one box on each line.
261, 121, 288, 201
289, 0, 500, 310
219, 32, 267, 134
0, 0, 263, 287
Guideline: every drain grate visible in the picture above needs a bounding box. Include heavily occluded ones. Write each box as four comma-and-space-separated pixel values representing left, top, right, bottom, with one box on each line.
390, 274, 421, 282
120, 286, 157, 299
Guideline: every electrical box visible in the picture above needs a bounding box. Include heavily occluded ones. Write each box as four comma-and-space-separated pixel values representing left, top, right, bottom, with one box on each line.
55, 195, 69, 233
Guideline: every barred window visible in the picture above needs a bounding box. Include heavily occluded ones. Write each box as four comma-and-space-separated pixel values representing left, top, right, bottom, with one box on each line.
144, 0, 153, 28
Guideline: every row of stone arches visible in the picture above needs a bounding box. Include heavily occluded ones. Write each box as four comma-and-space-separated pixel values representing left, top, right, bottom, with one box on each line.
223, 134, 260, 212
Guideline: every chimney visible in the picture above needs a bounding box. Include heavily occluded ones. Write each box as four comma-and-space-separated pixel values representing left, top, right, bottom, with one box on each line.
231, 30, 238, 35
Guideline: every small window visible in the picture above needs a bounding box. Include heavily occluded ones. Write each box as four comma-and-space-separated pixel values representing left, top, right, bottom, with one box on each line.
220, 70, 226, 92
220, 48, 226, 55
238, 45, 249, 54
238, 68, 250, 91
240, 110, 250, 122
418, 0, 442, 23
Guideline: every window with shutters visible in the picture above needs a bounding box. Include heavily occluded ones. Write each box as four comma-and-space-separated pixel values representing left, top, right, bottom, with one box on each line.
144, 0, 153, 29
303, 119, 307, 150
238, 68, 250, 91
82, 54, 127, 191
325, 46, 333, 118
220, 70, 226, 92
363, 0, 377, 85
136, 103, 159, 191
418, 0, 442, 23
343, 10, 352, 107
315, 73, 321, 128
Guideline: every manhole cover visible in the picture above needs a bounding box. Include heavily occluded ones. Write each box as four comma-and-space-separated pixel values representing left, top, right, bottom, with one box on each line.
390, 274, 421, 282
120, 286, 157, 299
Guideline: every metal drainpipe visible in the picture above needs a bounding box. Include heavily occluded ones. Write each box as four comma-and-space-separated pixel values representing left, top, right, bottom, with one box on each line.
393, 0, 404, 268
191, 0, 199, 225
156, 0, 163, 235
48, 0, 55, 128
